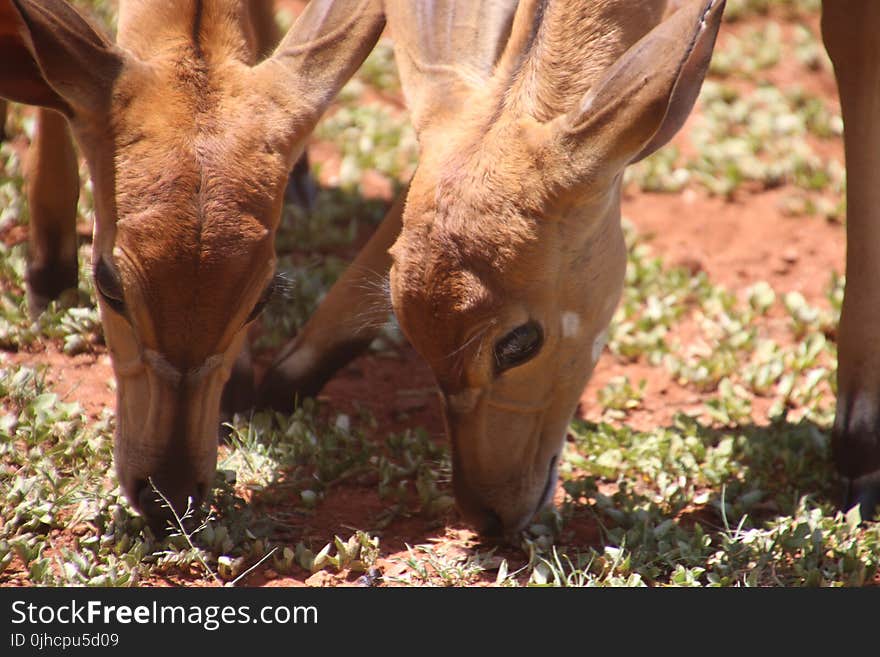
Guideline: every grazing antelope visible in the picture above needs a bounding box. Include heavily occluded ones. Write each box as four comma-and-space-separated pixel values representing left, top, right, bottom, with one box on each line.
264, 0, 880, 536
0, 0, 384, 530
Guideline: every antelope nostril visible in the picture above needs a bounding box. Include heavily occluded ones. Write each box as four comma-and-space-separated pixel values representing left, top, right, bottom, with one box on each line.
133, 479, 174, 534
134, 479, 157, 513
480, 508, 504, 537
196, 481, 209, 504
131, 478, 207, 535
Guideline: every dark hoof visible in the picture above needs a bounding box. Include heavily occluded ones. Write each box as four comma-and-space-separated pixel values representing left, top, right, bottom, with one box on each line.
832, 413, 880, 522
841, 476, 880, 523
26, 260, 78, 318
284, 151, 318, 213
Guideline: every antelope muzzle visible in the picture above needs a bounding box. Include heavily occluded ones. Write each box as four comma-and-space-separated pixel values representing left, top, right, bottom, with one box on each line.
112, 343, 242, 533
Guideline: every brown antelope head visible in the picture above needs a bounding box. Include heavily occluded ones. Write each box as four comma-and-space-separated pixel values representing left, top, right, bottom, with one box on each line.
0, 0, 384, 529
385, 0, 724, 536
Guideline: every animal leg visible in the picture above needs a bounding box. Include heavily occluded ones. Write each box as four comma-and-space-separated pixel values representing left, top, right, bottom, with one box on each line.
24, 107, 79, 317
258, 191, 405, 411
823, 0, 880, 520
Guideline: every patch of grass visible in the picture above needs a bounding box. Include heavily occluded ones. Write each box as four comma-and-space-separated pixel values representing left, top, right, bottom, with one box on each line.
627, 18, 844, 220
597, 376, 646, 420
316, 104, 418, 190
528, 414, 879, 587
723, 0, 821, 22
0, 363, 142, 586
0, 359, 452, 585
350, 40, 401, 95
376, 427, 454, 523
710, 22, 783, 79
0, 241, 102, 352
387, 544, 492, 587
687, 82, 842, 199
607, 219, 839, 427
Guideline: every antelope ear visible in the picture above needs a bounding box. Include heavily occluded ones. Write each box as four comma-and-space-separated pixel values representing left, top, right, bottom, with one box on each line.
384, 0, 519, 136
0, 0, 122, 118
261, 0, 384, 129
558, 0, 724, 173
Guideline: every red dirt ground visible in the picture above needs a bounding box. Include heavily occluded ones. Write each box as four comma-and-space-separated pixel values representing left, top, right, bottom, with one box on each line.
0, 6, 850, 586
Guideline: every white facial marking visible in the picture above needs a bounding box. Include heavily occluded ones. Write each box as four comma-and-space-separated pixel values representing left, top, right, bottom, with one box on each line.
591, 330, 608, 363
188, 353, 228, 382
143, 349, 183, 385
561, 311, 581, 339
139, 349, 228, 385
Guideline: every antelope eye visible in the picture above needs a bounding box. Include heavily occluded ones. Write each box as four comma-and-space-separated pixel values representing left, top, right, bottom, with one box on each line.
94, 258, 126, 314
494, 321, 544, 373
246, 276, 277, 324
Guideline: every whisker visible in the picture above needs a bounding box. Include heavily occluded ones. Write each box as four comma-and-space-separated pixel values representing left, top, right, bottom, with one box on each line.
342, 264, 395, 325
268, 261, 395, 336
346, 264, 392, 300
271, 270, 297, 300
348, 307, 395, 336
474, 325, 490, 361
445, 319, 496, 361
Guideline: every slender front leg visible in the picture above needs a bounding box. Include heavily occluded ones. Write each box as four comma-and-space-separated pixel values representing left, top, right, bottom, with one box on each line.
24, 107, 80, 317
823, 0, 880, 519
258, 191, 406, 411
